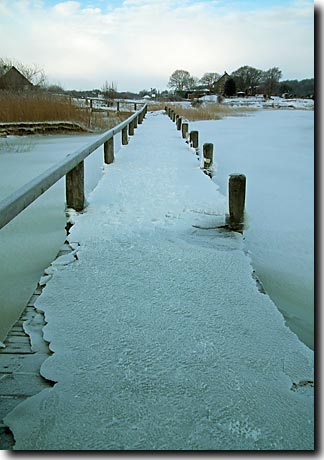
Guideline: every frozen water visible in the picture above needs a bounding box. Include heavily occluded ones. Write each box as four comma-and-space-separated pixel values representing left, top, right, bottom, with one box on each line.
4, 111, 313, 450
191, 110, 314, 349
0, 133, 105, 341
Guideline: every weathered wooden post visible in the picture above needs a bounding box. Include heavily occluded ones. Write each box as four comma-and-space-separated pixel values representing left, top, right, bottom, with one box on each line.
228, 174, 246, 232
122, 126, 128, 145
176, 117, 182, 131
138, 111, 143, 124
66, 161, 84, 211
134, 116, 138, 128
134, 103, 137, 111
117, 101, 120, 112
203, 143, 213, 170
104, 137, 114, 164
172, 111, 176, 122
190, 131, 199, 149
167, 108, 171, 117
129, 120, 135, 136
182, 122, 188, 139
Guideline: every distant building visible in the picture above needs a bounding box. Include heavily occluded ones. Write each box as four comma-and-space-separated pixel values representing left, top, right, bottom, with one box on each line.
0, 66, 33, 91
212, 71, 230, 95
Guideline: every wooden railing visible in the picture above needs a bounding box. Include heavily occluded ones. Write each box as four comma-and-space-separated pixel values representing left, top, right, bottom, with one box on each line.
0, 104, 147, 231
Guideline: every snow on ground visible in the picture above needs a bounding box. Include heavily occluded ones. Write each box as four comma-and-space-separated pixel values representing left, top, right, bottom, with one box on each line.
200, 95, 314, 110
5, 111, 313, 450
190, 110, 314, 349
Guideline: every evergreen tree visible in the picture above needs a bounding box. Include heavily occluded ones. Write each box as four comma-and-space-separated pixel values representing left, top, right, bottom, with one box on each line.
224, 78, 236, 96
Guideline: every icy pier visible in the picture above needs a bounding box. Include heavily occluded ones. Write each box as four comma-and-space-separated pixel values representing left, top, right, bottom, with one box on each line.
4, 111, 313, 450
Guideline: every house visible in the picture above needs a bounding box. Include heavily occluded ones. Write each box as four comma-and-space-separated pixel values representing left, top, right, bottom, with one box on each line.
0, 66, 33, 91
212, 71, 230, 95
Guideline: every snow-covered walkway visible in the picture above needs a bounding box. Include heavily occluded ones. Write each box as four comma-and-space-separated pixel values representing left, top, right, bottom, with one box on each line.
5, 111, 313, 450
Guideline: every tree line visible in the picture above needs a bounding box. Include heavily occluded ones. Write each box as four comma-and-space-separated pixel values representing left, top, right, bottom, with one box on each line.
167, 67, 314, 98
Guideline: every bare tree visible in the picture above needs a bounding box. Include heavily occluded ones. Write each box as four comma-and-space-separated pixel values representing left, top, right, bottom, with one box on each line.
231, 65, 263, 95
101, 80, 118, 101
168, 69, 196, 93
199, 72, 220, 90
262, 67, 282, 96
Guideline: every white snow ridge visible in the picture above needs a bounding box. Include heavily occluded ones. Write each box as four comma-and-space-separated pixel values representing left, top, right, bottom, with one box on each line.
4, 111, 313, 450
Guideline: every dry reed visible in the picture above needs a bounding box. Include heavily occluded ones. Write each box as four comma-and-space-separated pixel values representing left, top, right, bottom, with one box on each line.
0, 91, 90, 124
170, 103, 257, 121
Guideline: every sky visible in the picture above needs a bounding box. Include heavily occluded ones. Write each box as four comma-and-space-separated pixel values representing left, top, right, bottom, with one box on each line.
0, 0, 314, 92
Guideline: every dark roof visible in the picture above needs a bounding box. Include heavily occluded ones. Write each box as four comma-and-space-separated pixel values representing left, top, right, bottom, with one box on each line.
0, 66, 33, 90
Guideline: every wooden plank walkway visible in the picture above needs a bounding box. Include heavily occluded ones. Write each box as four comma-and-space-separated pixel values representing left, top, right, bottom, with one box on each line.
0, 241, 75, 449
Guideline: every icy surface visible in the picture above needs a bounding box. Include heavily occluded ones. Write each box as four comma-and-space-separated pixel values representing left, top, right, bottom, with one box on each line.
0, 133, 104, 341
191, 110, 314, 349
5, 112, 313, 450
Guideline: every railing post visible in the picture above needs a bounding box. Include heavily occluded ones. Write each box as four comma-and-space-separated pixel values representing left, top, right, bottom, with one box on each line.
138, 111, 143, 124
134, 116, 138, 128
66, 161, 84, 212
117, 101, 120, 112
134, 103, 137, 111
104, 137, 114, 164
129, 120, 135, 136
172, 111, 176, 122
203, 143, 213, 170
190, 131, 199, 149
182, 122, 188, 139
228, 174, 246, 232
122, 126, 128, 145
176, 117, 182, 131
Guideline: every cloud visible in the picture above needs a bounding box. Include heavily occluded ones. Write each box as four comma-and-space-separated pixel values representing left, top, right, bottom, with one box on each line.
0, 0, 314, 91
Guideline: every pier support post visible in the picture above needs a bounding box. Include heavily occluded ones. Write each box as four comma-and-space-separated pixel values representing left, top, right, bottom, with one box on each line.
176, 117, 182, 131
122, 126, 128, 144
203, 143, 213, 170
182, 122, 188, 139
66, 161, 84, 211
228, 174, 246, 232
104, 137, 114, 164
190, 130, 199, 149
129, 120, 135, 136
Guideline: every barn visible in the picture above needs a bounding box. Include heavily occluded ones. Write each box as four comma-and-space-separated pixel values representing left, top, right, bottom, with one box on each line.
0, 66, 33, 91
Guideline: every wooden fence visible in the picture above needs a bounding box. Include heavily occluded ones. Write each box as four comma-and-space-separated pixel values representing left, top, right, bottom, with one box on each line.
165, 105, 246, 233
0, 104, 147, 231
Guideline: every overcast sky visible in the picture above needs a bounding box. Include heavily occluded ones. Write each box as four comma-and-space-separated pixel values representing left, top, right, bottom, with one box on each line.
0, 0, 314, 92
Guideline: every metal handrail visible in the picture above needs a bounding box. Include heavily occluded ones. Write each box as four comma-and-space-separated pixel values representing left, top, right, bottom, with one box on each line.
0, 104, 147, 230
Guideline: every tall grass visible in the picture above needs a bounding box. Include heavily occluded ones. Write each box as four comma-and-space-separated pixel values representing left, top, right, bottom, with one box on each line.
0, 91, 89, 124
0, 91, 129, 131
170, 103, 257, 121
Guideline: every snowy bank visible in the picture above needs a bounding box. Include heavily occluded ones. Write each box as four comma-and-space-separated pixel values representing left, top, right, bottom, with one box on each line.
5, 111, 313, 450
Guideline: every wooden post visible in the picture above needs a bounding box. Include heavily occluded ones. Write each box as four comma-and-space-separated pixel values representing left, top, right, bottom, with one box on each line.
117, 101, 120, 112
190, 130, 199, 148
134, 116, 138, 128
182, 122, 188, 139
66, 161, 84, 212
104, 137, 114, 164
203, 143, 213, 169
228, 174, 246, 232
122, 126, 128, 145
176, 117, 182, 131
138, 112, 143, 124
134, 103, 137, 111
172, 111, 176, 122
129, 120, 135, 136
